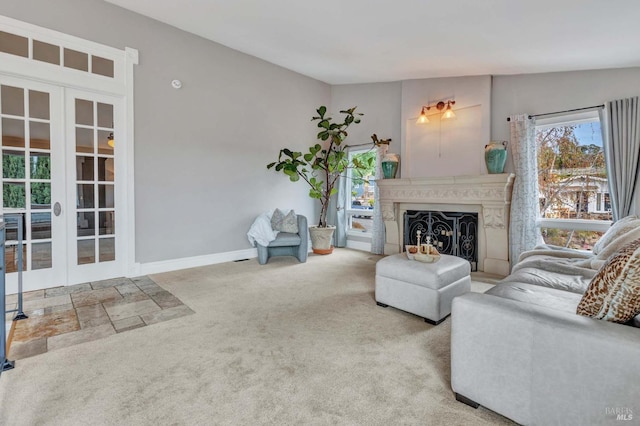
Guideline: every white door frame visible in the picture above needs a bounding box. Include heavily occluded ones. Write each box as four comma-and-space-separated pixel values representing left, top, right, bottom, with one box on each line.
0, 15, 138, 290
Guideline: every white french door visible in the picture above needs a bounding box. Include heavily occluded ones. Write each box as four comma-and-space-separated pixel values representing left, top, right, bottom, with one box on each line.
1, 76, 65, 292
0, 76, 124, 292
65, 89, 124, 285
0, 16, 136, 293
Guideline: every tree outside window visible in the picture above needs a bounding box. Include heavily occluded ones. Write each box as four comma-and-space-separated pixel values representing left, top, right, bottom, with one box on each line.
348, 150, 376, 233
31, 155, 51, 207
536, 120, 610, 249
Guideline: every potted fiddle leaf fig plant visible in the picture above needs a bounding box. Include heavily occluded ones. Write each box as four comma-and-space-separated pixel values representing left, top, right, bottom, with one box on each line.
267, 106, 375, 254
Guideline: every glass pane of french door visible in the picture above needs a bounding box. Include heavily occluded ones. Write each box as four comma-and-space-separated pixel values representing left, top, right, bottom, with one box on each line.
66, 89, 121, 283
0, 76, 65, 292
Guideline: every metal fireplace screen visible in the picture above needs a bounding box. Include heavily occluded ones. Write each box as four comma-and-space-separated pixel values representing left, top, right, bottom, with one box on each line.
404, 210, 478, 271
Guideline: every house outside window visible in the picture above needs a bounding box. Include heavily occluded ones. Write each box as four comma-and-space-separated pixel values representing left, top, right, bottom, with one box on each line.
603, 193, 611, 211
346, 149, 376, 235
536, 110, 611, 250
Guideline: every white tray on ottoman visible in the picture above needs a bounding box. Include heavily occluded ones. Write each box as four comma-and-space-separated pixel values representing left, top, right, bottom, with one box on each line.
375, 253, 471, 325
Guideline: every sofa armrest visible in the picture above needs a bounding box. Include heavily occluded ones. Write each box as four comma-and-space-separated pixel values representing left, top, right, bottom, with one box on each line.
451, 292, 640, 425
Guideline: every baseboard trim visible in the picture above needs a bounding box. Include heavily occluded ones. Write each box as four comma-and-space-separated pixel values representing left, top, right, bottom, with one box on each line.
136, 248, 258, 276
346, 240, 371, 252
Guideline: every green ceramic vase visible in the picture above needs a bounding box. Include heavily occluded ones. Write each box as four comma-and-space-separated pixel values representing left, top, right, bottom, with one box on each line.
381, 153, 399, 179
484, 141, 508, 174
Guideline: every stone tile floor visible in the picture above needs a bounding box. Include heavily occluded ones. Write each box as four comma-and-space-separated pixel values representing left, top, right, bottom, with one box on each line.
4, 276, 194, 360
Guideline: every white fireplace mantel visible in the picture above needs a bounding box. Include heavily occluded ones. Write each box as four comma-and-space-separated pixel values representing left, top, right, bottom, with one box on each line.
377, 173, 515, 276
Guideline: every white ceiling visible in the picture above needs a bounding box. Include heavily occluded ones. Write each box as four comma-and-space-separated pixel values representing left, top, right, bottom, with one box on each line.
105, 0, 640, 85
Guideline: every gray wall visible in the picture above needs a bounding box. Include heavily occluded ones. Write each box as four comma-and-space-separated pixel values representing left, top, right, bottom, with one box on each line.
332, 69, 640, 176
329, 83, 401, 249
401, 76, 491, 178
0, 0, 330, 263
3, 1, 640, 265
329, 68, 640, 219
491, 67, 640, 174
330, 82, 402, 149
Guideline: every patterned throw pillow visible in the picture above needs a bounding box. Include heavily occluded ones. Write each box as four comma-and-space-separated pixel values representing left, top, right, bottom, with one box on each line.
577, 238, 640, 323
271, 209, 299, 233
271, 208, 285, 231
280, 209, 299, 233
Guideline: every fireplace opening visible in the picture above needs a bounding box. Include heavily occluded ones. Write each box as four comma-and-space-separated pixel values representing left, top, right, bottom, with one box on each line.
404, 210, 478, 271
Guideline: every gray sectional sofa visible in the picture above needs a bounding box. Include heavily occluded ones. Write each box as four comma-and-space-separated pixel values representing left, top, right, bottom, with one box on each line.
450, 217, 640, 425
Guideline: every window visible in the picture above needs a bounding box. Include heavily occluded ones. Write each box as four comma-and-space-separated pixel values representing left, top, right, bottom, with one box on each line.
346, 149, 376, 235
0, 29, 115, 78
604, 193, 611, 212
536, 111, 611, 250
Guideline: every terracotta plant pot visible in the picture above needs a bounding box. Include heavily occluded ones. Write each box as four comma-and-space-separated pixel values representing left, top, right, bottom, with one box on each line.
308, 225, 335, 254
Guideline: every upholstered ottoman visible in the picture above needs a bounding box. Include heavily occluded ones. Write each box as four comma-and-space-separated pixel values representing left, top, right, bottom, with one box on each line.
375, 253, 471, 325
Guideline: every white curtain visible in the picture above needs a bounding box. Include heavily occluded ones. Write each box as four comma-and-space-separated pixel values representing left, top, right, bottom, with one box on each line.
327, 174, 347, 247
600, 97, 640, 221
508, 114, 540, 269
371, 143, 388, 254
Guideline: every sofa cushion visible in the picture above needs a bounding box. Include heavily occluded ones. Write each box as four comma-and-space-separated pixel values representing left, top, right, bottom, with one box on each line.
501, 266, 592, 294
271, 209, 299, 233
577, 238, 640, 323
486, 282, 582, 314
592, 215, 640, 256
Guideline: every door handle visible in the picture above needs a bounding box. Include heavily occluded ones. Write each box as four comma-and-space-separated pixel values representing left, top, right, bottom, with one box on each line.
54, 202, 62, 216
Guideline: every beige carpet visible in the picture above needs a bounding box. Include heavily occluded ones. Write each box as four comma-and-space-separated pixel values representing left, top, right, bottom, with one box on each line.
0, 249, 512, 425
